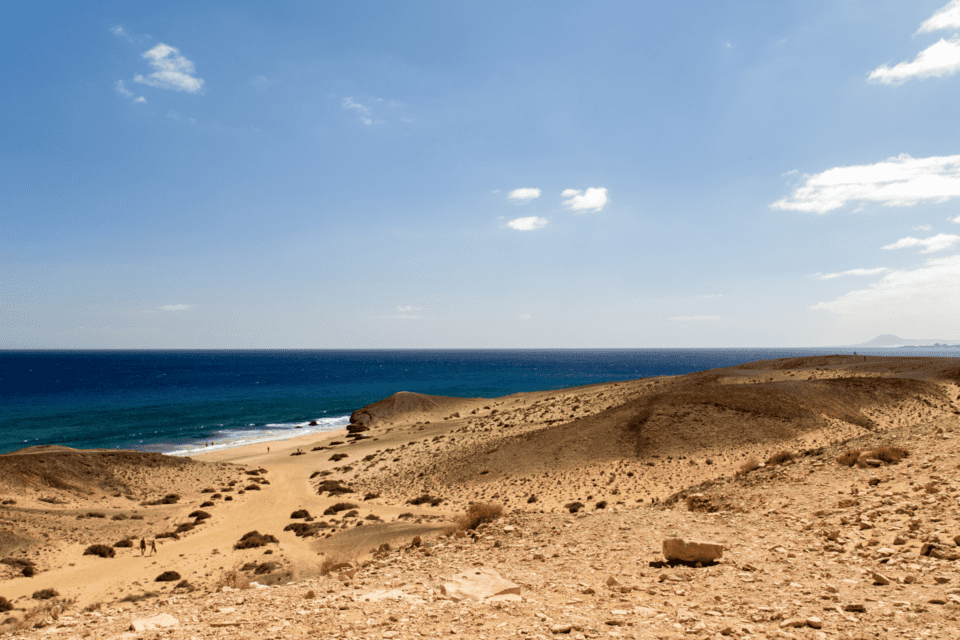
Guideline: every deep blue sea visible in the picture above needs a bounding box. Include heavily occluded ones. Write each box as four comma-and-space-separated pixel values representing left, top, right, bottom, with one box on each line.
2, 348, 958, 456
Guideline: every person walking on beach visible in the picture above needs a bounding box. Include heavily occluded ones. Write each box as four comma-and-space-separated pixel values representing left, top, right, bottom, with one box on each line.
140, 538, 146, 556
149, 539, 157, 556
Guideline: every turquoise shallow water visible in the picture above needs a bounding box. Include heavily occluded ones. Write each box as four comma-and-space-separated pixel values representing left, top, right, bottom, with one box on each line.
2, 348, 956, 455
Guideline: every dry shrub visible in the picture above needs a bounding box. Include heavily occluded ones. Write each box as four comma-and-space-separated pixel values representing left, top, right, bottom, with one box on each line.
113, 539, 134, 548
200, 501, 215, 508
836, 450, 862, 467
323, 502, 358, 516
155, 571, 181, 582
216, 570, 251, 591
595, 500, 608, 509
0, 597, 11, 613
143, 494, 180, 506
32, 588, 59, 600
174, 580, 194, 591
684, 493, 734, 513
290, 509, 310, 519
233, 531, 278, 549
736, 457, 760, 477
407, 494, 443, 507
244, 484, 261, 491
565, 501, 584, 514
189, 510, 211, 520
156, 531, 180, 540
319, 555, 353, 576
83, 544, 115, 558
175, 523, 196, 534
316, 480, 353, 495
766, 451, 795, 466
864, 446, 908, 465
455, 502, 504, 531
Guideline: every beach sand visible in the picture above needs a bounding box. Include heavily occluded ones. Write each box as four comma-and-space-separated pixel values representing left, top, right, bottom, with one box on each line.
2, 355, 960, 637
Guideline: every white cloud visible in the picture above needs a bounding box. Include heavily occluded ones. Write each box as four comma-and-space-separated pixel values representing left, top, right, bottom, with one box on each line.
114, 80, 146, 103
114, 80, 133, 97
772, 153, 960, 213
915, 224, 933, 231
396, 305, 421, 313
820, 267, 889, 280
380, 306, 420, 320
667, 315, 722, 321
508, 188, 541, 202
110, 25, 133, 41
882, 233, 960, 253
341, 97, 387, 125
160, 304, 192, 311
134, 43, 204, 93
507, 216, 548, 231
869, 36, 960, 84
918, 0, 960, 33
813, 254, 960, 317
951, 215, 960, 223
561, 187, 608, 212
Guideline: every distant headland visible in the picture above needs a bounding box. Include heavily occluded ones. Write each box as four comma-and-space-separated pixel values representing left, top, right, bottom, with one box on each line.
850, 334, 960, 348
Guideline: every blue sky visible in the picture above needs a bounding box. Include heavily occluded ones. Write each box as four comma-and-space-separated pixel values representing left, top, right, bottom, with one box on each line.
4, 1, 960, 348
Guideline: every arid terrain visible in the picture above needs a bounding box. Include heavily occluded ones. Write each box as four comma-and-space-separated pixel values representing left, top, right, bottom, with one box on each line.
2, 355, 960, 639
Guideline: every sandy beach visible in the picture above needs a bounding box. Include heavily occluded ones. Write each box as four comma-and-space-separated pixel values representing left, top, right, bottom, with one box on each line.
2, 354, 960, 638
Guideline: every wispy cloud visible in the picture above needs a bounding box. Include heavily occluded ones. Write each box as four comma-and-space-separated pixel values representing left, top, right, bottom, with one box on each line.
561, 187, 608, 212
883, 233, 960, 253
772, 154, 960, 213
918, 0, 960, 33
134, 43, 204, 93
160, 304, 192, 311
869, 36, 960, 84
813, 254, 960, 316
113, 79, 146, 103
508, 188, 541, 202
951, 215, 960, 223
342, 97, 373, 125
507, 216, 548, 231
819, 267, 889, 280
667, 315, 722, 321
110, 25, 134, 42
380, 305, 421, 320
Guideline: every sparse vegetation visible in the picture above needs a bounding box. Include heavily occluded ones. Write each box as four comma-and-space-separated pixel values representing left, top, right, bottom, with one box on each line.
736, 457, 761, 476
407, 494, 443, 507
595, 500, 608, 509
200, 501, 215, 508
565, 501, 584, 513
118, 591, 158, 603
329, 453, 349, 462
216, 570, 250, 590
363, 492, 380, 500
323, 502, 358, 516
455, 502, 504, 531
32, 588, 59, 600
234, 530, 278, 549
155, 571, 181, 582
317, 480, 353, 496
143, 493, 180, 506
83, 544, 115, 558
863, 446, 909, 465
156, 531, 180, 540
244, 484, 261, 491
319, 555, 352, 576
0, 596, 11, 612
114, 539, 134, 548
189, 510, 211, 520
766, 451, 795, 466
290, 509, 310, 519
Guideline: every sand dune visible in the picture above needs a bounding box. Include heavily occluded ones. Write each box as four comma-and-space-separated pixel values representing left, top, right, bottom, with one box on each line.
1, 355, 959, 638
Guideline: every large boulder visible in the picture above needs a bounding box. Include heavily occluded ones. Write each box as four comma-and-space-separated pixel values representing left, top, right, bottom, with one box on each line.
662, 538, 724, 564
440, 567, 521, 602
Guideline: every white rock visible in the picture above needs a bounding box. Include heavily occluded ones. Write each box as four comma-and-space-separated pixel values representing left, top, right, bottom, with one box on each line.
440, 567, 521, 602
129, 613, 179, 632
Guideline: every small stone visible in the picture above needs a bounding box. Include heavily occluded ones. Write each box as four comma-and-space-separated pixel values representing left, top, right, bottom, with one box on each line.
935, 576, 950, 584
581, 587, 595, 595
503, 525, 516, 533
893, 536, 907, 545
779, 618, 805, 628
806, 617, 823, 629
533, 553, 545, 561
605, 576, 621, 587
844, 603, 866, 613
550, 623, 573, 634
929, 597, 947, 605
871, 571, 892, 585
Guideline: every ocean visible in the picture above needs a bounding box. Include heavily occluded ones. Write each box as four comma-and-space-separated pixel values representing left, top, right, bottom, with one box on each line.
2, 348, 957, 456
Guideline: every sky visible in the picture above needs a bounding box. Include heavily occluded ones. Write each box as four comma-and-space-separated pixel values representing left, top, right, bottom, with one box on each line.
3, 1, 960, 349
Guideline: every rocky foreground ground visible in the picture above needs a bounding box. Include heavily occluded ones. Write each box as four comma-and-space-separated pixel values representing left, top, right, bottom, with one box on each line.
1, 355, 959, 639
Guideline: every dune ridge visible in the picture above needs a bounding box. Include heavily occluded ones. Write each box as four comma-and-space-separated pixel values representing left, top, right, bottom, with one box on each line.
1, 355, 960, 638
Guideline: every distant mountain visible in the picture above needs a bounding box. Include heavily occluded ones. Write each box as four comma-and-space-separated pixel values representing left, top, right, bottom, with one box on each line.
851, 334, 960, 347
